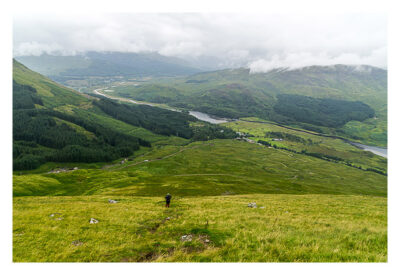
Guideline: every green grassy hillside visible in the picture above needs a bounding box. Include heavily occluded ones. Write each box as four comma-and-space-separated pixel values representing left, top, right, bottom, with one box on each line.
13, 139, 386, 197
13, 194, 386, 262
13, 130, 387, 262
13, 138, 387, 262
13, 59, 90, 108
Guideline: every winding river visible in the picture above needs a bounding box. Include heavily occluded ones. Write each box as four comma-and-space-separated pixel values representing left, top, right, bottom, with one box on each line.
347, 142, 387, 158
188, 111, 231, 124
190, 112, 387, 158
92, 89, 387, 158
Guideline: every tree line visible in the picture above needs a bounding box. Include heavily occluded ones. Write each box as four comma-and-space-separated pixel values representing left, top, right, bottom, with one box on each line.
13, 108, 150, 170
93, 98, 237, 141
13, 80, 43, 109
13, 81, 151, 170
273, 94, 375, 128
93, 98, 196, 138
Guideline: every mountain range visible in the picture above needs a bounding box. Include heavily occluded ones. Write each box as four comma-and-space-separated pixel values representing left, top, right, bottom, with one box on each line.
15, 52, 203, 79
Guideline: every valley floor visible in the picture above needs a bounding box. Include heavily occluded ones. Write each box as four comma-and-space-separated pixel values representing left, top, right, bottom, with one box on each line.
13, 194, 386, 262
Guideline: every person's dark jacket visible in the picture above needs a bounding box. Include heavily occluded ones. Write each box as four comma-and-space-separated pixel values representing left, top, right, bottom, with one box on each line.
165, 194, 172, 202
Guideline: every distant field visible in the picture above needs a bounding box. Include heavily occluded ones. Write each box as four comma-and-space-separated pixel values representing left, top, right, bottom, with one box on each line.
13, 194, 387, 262
224, 120, 387, 173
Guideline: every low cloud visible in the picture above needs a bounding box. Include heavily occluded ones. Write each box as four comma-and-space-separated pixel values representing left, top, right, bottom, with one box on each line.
248, 47, 387, 73
13, 13, 387, 70
15, 41, 75, 56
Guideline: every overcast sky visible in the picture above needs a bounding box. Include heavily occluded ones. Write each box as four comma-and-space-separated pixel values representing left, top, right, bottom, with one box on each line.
13, 13, 387, 72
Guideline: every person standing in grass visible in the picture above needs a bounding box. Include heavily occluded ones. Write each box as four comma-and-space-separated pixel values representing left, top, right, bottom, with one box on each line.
165, 193, 172, 208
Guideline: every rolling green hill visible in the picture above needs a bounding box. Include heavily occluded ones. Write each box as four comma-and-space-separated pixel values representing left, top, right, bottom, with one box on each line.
111, 65, 387, 146
13, 139, 387, 262
13, 139, 387, 197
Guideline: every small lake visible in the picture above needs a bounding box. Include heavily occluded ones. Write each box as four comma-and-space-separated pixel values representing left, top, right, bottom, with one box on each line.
348, 142, 387, 158
188, 111, 231, 124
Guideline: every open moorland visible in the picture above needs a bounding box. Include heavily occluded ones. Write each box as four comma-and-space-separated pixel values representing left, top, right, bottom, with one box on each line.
14, 194, 386, 262
12, 59, 387, 262
13, 138, 387, 262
